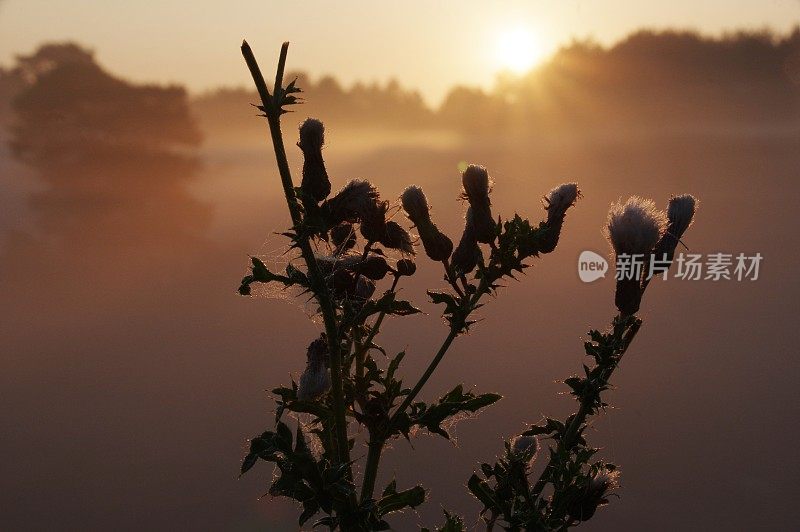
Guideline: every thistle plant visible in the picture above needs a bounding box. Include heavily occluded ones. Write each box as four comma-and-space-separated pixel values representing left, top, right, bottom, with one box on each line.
236, 41, 698, 531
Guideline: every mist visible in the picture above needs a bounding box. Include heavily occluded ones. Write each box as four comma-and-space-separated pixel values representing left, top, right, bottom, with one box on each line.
1, 29, 798, 530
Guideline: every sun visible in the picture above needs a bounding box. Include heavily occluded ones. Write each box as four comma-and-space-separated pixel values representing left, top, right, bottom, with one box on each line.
494, 26, 547, 74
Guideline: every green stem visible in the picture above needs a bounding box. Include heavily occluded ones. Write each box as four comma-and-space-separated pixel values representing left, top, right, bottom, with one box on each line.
241, 40, 353, 486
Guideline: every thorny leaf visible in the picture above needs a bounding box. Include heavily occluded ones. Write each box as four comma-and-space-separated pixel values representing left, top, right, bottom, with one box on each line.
410, 385, 502, 439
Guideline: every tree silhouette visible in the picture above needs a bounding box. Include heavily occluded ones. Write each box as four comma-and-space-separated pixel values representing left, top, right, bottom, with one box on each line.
7, 43, 208, 252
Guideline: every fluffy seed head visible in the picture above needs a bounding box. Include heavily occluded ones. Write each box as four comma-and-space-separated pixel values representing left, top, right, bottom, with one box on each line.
605, 196, 667, 256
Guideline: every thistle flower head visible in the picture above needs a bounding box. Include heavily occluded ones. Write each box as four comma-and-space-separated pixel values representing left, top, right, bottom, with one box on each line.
567, 465, 621, 522
401, 185, 431, 226
510, 434, 539, 464
324, 180, 380, 225
401, 185, 453, 262
588, 466, 620, 495
461, 164, 491, 206
451, 207, 480, 276
297, 336, 331, 401
544, 183, 580, 218
354, 276, 376, 301
460, 165, 496, 244
538, 182, 581, 254
665, 194, 697, 241
380, 221, 415, 255
359, 254, 390, 280
360, 199, 389, 243
330, 223, 357, 252
298, 117, 325, 149
396, 258, 417, 276
298, 118, 331, 202
652, 193, 699, 263
605, 196, 667, 256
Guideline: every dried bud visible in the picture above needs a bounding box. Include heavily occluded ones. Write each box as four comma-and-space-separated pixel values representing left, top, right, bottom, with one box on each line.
298, 336, 331, 401
653, 194, 698, 262
360, 200, 389, 243
330, 223, 357, 252
605, 197, 667, 316
396, 258, 417, 276
298, 118, 331, 202
451, 207, 480, 276
354, 276, 376, 301
401, 186, 453, 262
324, 180, 380, 225
567, 466, 620, 522
510, 435, 539, 464
400, 185, 430, 224
331, 269, 356, 298
359, 255, 390, 281
461, 165, 495, 244
540, 183, 581, 254
379, 221, 415, 255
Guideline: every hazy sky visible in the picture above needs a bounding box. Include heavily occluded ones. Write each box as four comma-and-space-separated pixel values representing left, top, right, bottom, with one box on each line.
1, 0, 799, 103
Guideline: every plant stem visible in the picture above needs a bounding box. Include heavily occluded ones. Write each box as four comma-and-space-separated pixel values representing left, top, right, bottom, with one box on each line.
359, 275, 400, 353
530, 316, 641, 500
360, 438, 385, 502
241, 40, 353, 483
388, 270, 490, 425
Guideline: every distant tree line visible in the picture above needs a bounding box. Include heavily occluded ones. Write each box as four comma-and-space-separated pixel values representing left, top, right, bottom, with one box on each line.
192, 29, 800, 137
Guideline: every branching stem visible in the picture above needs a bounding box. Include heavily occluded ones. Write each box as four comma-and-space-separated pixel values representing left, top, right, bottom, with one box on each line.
241, 40, 354, 498
530, 316, 642, 501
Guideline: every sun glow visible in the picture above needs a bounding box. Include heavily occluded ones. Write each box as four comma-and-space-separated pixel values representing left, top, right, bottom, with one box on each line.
494, 26, 548, 74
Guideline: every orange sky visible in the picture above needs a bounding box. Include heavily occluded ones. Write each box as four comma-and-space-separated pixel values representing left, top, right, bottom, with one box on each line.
1, 1, 799, 103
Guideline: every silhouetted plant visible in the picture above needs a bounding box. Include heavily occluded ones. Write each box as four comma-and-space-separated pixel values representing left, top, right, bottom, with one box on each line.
236, 41, 697, 531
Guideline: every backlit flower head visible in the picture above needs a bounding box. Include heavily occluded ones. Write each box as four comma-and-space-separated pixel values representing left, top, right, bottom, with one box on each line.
605, 196, 667, 315
605, 196, 667, 256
